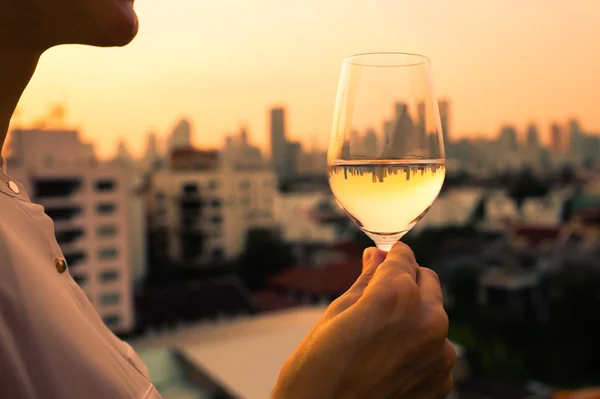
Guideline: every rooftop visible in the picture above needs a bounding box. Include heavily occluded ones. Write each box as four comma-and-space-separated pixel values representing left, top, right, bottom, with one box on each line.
268, 259, 363, 297
131, 306, 465, 399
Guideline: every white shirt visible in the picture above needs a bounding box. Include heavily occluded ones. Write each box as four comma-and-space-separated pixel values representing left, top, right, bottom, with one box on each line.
0, 158, 162, 399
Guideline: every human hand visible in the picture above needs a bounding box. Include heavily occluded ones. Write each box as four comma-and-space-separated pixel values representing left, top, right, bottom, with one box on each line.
272, 242, 455, 399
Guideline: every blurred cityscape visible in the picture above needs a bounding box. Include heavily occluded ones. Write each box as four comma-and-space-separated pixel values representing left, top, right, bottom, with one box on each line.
5, 100, 600, 398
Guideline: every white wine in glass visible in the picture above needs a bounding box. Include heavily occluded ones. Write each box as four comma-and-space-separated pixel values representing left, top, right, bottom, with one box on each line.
327, 53, 445, 251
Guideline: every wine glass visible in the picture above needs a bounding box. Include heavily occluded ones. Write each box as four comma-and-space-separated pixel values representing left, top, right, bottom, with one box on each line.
327, 52, 445, 251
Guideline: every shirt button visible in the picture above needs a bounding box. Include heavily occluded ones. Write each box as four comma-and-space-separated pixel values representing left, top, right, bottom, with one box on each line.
8, 181, 20, 194
55, 258, 68, 274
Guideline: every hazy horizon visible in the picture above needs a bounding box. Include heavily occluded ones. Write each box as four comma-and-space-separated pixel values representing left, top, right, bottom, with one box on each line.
10, 0, 600, 158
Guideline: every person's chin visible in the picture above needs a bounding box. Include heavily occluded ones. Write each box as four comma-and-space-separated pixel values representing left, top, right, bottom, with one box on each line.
93, 2, 139, 47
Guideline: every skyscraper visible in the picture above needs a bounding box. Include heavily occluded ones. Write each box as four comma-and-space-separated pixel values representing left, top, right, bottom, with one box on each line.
270, 107, 288, 180
223, 126, 263, 168
167, 118, 192, 155
417, 101, 427, 149
526, 123, 540, 150
114, 138, 133, 165
438, 100, 450, 145
498, 125, 518, 151
383, 103, 414, 158
568, 119, 583, 158
364, 128, 378, 158
550, 123, 565, 154
142, 131, 161, 172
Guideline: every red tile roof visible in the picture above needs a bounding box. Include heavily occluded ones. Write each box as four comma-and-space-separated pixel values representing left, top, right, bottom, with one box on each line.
553, 388, 600, 399
268, 258, 363, 296
513, 225, 561, 246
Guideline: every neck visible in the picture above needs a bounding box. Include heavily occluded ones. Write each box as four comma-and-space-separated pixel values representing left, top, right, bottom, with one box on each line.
0, 43, 41, 157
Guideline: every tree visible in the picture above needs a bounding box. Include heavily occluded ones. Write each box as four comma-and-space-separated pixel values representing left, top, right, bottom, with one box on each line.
447, 266, 480, 321
238, 228, 294, 290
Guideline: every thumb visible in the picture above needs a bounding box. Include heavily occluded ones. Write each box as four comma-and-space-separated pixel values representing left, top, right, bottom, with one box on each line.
325, 247, 387, 318
362, 247, 386, 277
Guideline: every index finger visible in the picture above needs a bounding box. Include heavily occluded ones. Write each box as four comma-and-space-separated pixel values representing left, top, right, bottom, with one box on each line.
372, 241, 418, 281
418, 267, 444, 305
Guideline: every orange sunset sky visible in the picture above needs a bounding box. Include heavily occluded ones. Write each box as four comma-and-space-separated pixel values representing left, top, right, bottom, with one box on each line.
10, 0, 600, 159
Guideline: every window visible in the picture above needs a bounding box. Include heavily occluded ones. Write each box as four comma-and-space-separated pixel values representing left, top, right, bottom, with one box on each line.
64, 251, 86, 269
34, 178, 82, 198
211, 199, 222, 208
96, 225, 118, 238
102, 314, 121, 327
156, 191, 165, 201
208, 180, 219, 190
182, 183, 198, 195
211, 216, 222, 225
99, 270, 119, 283
98, 248, 119, 260
95, 179, 116, 192
55, 228, 84, 245
96, 202, 117, 215
100, 293, 121, 306
72, 274, 87, 286
240, 197, 251, 206
240, 180, 250, 190
45, 206, 83, 221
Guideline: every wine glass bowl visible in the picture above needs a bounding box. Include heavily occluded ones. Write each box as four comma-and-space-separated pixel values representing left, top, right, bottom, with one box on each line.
327, 52, 445, 251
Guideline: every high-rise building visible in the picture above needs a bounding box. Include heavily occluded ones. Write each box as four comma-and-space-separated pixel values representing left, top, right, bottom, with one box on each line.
285, 141, 302, 178
417, 101, 427, 149
568, 119, 584, 159
526, 123, 540, 150
142, 131, 162, 172
270, 107, 287, 179
498, 125, 519, 152
223, 126, 264, 169
7, 128, 140, 334
550, 123, 565, 155
115, 138, 134, 165
383, 120, 394, 144
297, 149, 327, 177
148, 149, 277, 266
167, 118, 192, 155
438, 100, 450, 145
364, 128, 378, 158
383, 103, 414, 158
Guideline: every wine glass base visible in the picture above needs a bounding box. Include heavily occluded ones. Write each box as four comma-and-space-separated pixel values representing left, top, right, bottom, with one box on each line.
376, 243, 394, 252
363, 230, 408, 252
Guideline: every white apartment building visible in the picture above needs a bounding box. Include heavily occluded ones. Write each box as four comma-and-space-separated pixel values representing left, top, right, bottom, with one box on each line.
7, 128, 141, 334
274, 192, 339, 244
148, 162, 278, 265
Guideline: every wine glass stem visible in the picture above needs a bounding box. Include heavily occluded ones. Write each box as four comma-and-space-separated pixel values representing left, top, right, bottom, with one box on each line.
365, 231, 407, 252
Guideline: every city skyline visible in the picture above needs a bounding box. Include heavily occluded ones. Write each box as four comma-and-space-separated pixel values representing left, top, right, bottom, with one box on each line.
9, 103, 598, 162
8, 0, 600, 158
